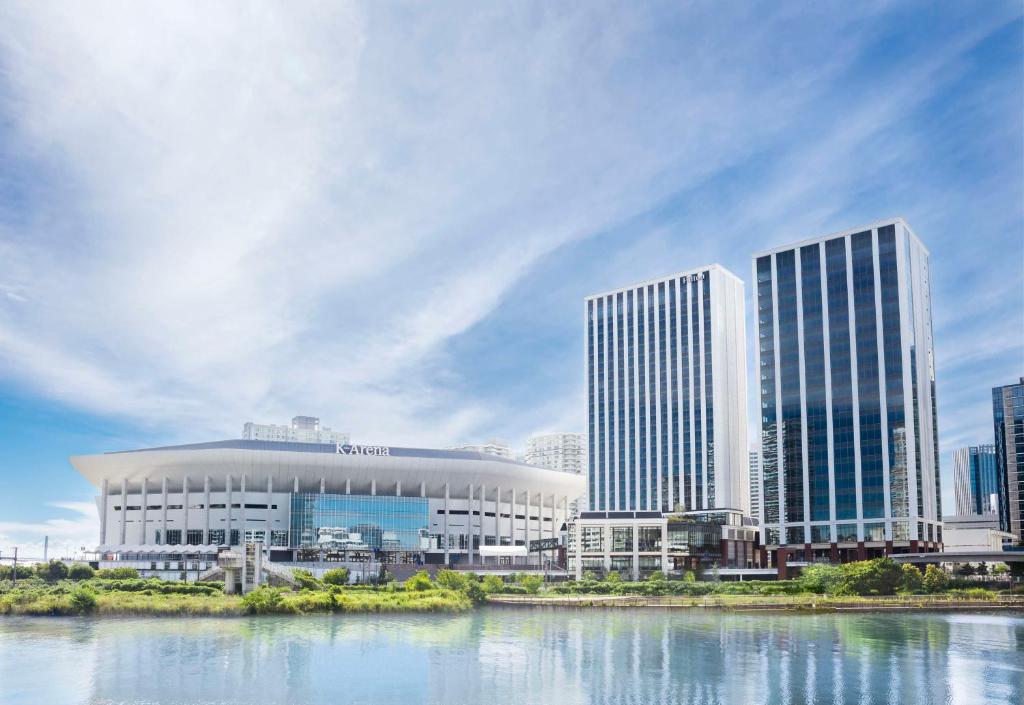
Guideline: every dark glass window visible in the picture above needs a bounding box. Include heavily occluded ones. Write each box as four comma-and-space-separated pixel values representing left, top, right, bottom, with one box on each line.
878, 225, 908, 519
776, 250, 804, 527
703, 275, 714, 506
826, 238, 856, 520
757, 256, 779, 525
800, 244, 829, 522
852, 230, 884, 518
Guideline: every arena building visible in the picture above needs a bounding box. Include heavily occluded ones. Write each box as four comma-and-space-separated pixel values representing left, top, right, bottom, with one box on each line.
70, 440, 585, 581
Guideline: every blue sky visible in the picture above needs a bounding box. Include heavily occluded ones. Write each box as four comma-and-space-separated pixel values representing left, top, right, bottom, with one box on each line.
0, 2, 1021, 556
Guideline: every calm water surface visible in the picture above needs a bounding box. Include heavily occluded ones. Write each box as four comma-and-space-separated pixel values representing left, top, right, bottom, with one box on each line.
1, 609, 1022, 705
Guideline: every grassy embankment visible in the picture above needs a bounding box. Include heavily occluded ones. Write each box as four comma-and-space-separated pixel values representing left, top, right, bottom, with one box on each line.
0, 565, 475, 616
2, 558, 1021, 616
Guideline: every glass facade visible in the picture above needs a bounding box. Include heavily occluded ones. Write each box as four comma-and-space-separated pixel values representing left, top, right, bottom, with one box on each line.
757, 256, 780, 526
290, 493, 429, 553
993, 378, 1024, 539
755, 221, 941, 549
585, 268, 739, 515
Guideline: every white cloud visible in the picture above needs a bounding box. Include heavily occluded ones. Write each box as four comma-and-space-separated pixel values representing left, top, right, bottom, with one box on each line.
0, 501, 99, 561
0, 0, 1019, 472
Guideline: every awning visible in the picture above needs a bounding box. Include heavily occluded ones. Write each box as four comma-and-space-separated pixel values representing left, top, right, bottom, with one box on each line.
478, 546, 529, 557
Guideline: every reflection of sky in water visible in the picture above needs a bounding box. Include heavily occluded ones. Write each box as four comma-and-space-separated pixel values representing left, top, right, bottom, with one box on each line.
0, 611, 1021, 704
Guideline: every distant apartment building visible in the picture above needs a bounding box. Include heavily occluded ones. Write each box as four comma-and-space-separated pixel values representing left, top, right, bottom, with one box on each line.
448, 440, 513, 459
952, 445, 999, 516
753, 218, 942, 565
242, 416, 350, 446
748, 448, 760, 521
526, 433, 585, 474
993, 377, 1024, 541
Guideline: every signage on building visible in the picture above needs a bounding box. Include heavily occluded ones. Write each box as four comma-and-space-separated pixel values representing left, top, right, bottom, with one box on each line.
529, 538, 560, 552
336, 444, 391, 456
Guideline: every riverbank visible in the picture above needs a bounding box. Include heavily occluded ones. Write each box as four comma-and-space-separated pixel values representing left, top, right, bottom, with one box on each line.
486, 593, 1024, 612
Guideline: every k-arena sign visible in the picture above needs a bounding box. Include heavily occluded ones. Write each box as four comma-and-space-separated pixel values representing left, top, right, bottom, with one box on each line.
336, 444, 391, 456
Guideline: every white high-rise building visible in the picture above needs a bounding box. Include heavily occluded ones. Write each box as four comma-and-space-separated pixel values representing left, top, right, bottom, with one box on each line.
753, 218, 942, 563
526, 433, 585, 474
242, 416, 350, 446
584, 265, 749, 513
749, 447, 761, 521
448, 440, 513, 459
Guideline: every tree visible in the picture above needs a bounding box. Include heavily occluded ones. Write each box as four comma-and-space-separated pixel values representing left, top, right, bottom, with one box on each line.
34, 560, 69, 582
405, 570, 433, 591
481, 574, 505, 594
956, 564, 975, 577
799, 564, 844, 595
68, 564, 96, 581
321, 568, 350, 586
836, 557, 903, 596
518, 574, 543, 594
992, 563, 1009, 576
976, 562, 989, 576
604, 571, 622, 583
435, 569, 469, 591
899, 564, 923, 593
922, 564, 949, 593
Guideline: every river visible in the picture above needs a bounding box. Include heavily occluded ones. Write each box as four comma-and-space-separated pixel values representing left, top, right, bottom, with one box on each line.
1, 609, 1021, 704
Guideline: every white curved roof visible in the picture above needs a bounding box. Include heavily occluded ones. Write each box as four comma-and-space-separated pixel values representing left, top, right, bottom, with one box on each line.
70, 439, 586, 502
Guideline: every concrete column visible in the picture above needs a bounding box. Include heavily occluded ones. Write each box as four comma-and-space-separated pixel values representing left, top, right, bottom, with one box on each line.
138, 478, 148, 544
204, 476, 211, 544
119, 478, 127, 544
509, 488, 517, 551
267, 476, 273, 546
495, 485, 502, 548
321, 477, 326, 494
575, 520, 582, 580
478, 484, 485, 563
293, 477, 299, 492
396, 481, 402, 497
420, 481, 426, 498
661, 522, 669, 576
603, 524, 611, 574
100, 478, 109, 545
467, 484, 475, 564
344, 478, 349, 494
632, 524, 640, 581
550, 493, 556, 541
161, 477, 168, 544
182, 475, 189, 543
225, 475, 233, 545
444, 483, 450, 566
240, 475, 247, 544
371, 479, 376, 496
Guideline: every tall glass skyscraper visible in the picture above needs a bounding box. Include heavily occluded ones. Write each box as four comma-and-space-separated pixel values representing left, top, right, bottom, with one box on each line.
952, 445, 999, 516
584, 265, 748, 514
753, 218, 942, 562
993, 377, 1024, 541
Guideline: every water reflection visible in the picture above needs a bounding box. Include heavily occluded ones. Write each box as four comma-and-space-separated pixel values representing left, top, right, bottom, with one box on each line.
0, 610, 1021, 704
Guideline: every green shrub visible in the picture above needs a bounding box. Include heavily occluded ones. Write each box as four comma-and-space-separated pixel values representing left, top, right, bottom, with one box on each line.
899, 564, 923, 593
67, 564, 96, 581
242, 586, 291, 614
69, 586, 97, 613
682, 570, 696, 583
291, 569, 323, 591
836, 557, 903, 596
435, 569, 468, 591
405, 570, 433, 591
481, 575, 505, 594
604, 571, 622, 583
94, 567, 139, 579
321, 568, 350, 586
799, 564, 844, 594
35, 560, 69, 582
463, 582, 487, 604
518, 575, 543, 594
922, 564, 950, 593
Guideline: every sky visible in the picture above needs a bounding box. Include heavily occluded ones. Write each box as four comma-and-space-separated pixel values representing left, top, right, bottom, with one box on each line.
0, 1, 1021, 559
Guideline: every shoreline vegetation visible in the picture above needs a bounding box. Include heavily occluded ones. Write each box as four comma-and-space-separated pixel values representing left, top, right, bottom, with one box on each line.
1, 558, 1022, 617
